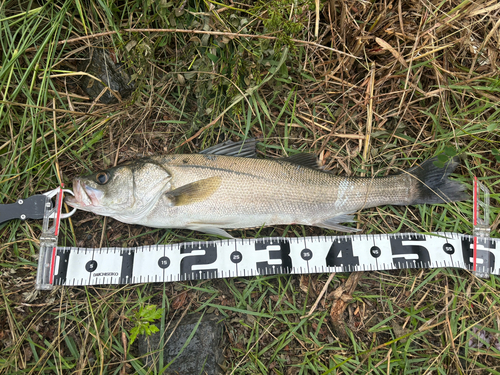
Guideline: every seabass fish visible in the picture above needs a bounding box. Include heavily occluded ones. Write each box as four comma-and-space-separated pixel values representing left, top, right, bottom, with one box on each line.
66, 140, 467, 237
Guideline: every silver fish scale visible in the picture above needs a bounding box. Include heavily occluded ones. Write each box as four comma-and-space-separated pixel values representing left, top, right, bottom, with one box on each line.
142, 155, 412, 231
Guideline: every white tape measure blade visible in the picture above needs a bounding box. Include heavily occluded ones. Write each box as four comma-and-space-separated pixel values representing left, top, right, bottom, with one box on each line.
42, 233, 499, 288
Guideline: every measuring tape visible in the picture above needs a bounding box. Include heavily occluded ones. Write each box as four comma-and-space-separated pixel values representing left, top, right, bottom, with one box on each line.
35, 180, 497, 289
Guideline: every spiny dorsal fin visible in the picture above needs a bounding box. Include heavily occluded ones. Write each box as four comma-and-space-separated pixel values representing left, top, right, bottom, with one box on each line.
280, 153, 321, 170
165, 176, 221, 206
200, 138, 258, 158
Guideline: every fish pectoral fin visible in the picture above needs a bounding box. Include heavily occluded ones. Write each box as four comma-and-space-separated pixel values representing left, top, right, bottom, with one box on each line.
165, 176, 221, 206
279, 153, 321, 170
187, 225, 234, 238
315, 213, 361, 233
200, 138, 258, 158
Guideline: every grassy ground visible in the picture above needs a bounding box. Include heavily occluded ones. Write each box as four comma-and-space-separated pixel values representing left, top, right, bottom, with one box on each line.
0, 0, 499, 373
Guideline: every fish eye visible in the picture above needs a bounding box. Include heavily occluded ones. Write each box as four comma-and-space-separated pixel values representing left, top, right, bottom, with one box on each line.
96, 172, 109, 185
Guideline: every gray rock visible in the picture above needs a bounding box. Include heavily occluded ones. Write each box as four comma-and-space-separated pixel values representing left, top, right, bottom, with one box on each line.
138, 313, 225, 375
78, 49, 135, 104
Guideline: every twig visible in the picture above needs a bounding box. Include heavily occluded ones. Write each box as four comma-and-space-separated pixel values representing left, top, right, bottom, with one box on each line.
362, 62, 376, 163
120, 332, 128, 375
177, 111, 225, 149
230, 320, 276, 375
315, 0, 320, 38
52, 98, 62, 185
301, 273, 336, 319
99, 217, 107, 248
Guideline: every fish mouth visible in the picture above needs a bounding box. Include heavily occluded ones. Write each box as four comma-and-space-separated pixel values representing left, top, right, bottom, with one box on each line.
66, 179, 103, 208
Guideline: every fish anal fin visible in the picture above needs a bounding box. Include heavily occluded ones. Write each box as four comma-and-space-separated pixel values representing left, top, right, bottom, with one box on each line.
315, 213, 361, 233
187, 225, 234, 238
166, 176, 221, 206
280, 153, 321, 170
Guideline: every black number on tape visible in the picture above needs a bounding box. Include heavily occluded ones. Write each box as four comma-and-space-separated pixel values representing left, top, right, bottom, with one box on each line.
255, 240, 292, 274
230, 251, 242, 264
443, 243, 455, 255
461, 238, 496, 271
158, 256, 170, 269
53, 249, 70, 285
326, 239, 359, 270
370, 246, 381, 258
86, 260, 97, 272
301, 249, 313, 261
390, 236, 430, 268
180, 243, 217, 280
120, 250, 134, 283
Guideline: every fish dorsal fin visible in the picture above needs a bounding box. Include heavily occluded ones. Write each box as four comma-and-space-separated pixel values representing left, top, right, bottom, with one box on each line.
165, 177, 221, 206
280, 153, 321, 170
200, 138, 258, 158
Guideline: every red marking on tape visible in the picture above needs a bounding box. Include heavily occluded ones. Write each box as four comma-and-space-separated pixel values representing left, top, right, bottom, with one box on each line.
54, 187, 63, 236
49, 246, 57, 284
473, 177, 478, 272
473, 177, 478, 226
473, 237, 477, 272
50, 187, 65, 284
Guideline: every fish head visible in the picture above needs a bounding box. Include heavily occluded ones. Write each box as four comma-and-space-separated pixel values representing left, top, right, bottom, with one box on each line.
66, 159, 172, 222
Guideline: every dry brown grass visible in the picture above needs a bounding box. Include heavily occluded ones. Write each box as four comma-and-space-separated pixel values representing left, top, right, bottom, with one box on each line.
0, 0, 499, 374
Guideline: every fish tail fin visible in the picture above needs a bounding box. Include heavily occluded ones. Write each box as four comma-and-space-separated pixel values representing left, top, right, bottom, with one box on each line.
407, 156, 468, 204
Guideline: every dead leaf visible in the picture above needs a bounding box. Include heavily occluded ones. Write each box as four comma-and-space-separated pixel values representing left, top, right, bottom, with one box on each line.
375, 37, 408, 68
329, 273, 363, 341
299, 275, 309, 293
172, 292, 188, 310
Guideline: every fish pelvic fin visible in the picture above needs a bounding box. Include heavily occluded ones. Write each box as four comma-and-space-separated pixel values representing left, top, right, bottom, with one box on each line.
315, 213, 361, 233
406, 156, 468, 204
166, 176, 221, 206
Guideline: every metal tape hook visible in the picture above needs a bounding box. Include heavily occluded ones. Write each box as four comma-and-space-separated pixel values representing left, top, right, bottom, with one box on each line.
42, 187, 77, 219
